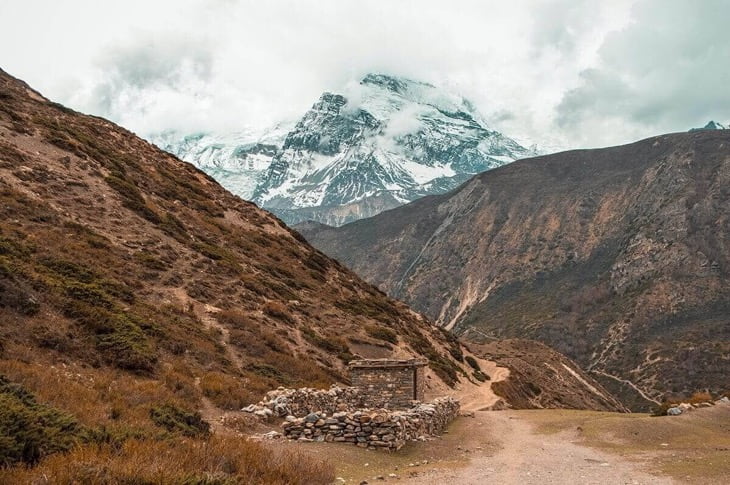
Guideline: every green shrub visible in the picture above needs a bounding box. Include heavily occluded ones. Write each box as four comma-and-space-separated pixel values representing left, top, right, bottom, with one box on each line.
97, 319, 157, 373
0, 375, 86, 466
0, 267, 40, 316
364, 324, 398, 344
149, 404, 209, 437
301, 327, 349, 355
105, 174, 161, 223
465, 355, 481, 371
40, 257, 95, 283
134, 251, 169, 271
60, 300, 157, 372
472, 370, 489, 382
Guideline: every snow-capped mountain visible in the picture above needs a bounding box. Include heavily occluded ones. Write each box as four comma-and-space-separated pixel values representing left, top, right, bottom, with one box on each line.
154, 74, 536, 226
690, 120, 728, 131
253, 74, 535, 226
152, 123, 292, 199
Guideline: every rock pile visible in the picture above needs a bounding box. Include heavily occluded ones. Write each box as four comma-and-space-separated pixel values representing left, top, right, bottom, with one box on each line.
241, 385, 362, 419
665, 396, 729, 416
279, 397, 460, 450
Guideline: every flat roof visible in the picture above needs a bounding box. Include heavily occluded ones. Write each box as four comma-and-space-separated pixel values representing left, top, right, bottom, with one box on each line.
348, 358, 428, 369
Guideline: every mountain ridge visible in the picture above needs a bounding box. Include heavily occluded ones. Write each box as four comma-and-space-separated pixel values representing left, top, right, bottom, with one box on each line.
0, 64, 479, 417
300, 129, 730, 410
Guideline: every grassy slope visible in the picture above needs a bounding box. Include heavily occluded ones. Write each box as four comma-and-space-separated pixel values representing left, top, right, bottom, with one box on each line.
0, 68, 468, 481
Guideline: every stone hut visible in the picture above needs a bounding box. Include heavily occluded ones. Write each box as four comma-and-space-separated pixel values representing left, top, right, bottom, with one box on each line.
348, 358, 428, 409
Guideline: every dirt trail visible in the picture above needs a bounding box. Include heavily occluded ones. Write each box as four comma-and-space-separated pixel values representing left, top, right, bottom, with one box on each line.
454, 359, 510, 412
170, 288, 255, 433
403, 411, 675, 485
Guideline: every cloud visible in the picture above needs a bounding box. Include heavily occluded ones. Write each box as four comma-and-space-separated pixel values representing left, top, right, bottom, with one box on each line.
1, 0, 727, 150
78, 34, 215, 134
556, 0, 730, 147
384, 105, 424, 139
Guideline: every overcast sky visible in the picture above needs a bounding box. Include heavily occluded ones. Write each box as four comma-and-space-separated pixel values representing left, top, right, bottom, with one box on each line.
1, 0, 728, 150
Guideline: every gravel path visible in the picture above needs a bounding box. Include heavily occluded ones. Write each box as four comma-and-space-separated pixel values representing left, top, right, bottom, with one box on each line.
403, 411, 674, 485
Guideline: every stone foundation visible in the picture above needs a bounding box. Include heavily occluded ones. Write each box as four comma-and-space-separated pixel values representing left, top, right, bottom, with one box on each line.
242, 385, 460, 450
280, 397, 460, 450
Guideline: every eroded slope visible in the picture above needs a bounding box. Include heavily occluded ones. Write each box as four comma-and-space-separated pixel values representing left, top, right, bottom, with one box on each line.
302, 131, 730, 409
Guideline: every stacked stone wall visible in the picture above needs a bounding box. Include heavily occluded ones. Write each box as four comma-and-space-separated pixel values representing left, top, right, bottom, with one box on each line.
280, 397, 460, 450
350, 366, 419, 409
241, 386, 362, 418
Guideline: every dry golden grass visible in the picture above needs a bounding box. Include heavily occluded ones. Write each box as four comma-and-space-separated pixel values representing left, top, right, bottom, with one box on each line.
0, 357, 192, 429
0, 436, 334, 485
686, 391, 713, 404
200, 371, 261, 410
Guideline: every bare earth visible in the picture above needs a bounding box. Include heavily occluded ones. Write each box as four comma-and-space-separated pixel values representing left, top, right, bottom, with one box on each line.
401, 410, 674, 485
269, 359, 727, 485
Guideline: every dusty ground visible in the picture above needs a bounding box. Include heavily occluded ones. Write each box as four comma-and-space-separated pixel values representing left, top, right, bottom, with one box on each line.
273, 403, 729, 484
399, 411, 676, 485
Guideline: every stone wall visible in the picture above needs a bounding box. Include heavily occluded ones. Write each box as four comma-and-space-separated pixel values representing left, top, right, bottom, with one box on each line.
241, 386, 362, 419
349, 359, 427, 410
280, 397, 460, 450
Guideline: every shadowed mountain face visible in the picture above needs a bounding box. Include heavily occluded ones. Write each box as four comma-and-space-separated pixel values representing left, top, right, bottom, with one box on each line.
301, 131, 730, 410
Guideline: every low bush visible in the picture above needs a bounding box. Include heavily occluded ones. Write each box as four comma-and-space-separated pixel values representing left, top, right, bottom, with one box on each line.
465, 355, 481, 371
473, 370, 489, 382
149, 403, 209, 437
301, 327, 347, 354
104, 174, 161, 223
263, 301, 295, 324
364, 324, 398, 344
687, 391, 713, 404
199, 372, 256, 410
97, 319, 157, 373
0, 375, 86, 467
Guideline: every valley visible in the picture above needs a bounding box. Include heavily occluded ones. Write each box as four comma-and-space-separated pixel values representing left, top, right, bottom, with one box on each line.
1, 2, 729, 480
301, 131, 730, 410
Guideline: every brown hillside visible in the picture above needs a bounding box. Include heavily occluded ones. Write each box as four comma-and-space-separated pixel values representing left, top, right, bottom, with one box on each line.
0, 68, 474, 480
474, 339, 627, 412
301, 130, 730, 410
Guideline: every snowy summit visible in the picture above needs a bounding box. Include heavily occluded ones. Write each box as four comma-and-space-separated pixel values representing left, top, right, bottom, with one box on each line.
156, 74, 536, 226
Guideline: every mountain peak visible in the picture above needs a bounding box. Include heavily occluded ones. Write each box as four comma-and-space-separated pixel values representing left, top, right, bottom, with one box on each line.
360, 73, 434, 93
690, 120, 728, 131
155, 74, 535, 226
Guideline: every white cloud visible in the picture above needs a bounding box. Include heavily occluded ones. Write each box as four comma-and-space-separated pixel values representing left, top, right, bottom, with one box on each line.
556, 0, 730, 147
0, 0, 726, 150
384, 105, 424, 139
